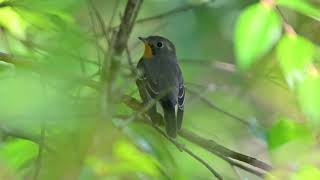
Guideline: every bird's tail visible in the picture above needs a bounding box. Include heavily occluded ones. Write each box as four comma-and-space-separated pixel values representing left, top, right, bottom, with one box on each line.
177, 108, 184, 130
161, 100, 177, 138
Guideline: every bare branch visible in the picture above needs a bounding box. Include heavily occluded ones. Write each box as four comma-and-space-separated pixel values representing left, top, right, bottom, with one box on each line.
116, 0, 214, 28
153, 125, 223, 180
102, 0, 144, 82
178, 129, 272, 171
122, 95, 272, 177
186, 87, 251, 127
223, 158, 265, 178
89, 0, 111, 45
125, 45, 136, 74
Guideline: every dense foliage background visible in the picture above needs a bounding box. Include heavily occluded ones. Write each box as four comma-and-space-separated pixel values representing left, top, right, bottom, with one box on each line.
0, 0, 319, 179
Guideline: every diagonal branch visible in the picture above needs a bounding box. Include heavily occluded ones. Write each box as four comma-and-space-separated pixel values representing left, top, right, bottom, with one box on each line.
153, 125, 223, 180
178, 129, 272, 171
122, 95, 272, 177
186, 87, 251, 127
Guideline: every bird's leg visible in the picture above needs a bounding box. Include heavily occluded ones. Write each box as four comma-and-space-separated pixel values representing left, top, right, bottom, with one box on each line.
148, 104, 163, 126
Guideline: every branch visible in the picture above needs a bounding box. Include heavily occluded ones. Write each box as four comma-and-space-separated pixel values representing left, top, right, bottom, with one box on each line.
186, 87, 251, 127
102, 0, 143, 82
113, 0, 214, 28
89, 0, 111, 45
178, 129, 272, 171
153, 125, 223, 180
181, 59, 236, 73
223, 157, 265, 177
122, 95, 272, 177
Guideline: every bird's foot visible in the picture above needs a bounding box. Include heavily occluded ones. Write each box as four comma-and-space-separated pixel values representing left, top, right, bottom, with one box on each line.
150, 113, 163, 126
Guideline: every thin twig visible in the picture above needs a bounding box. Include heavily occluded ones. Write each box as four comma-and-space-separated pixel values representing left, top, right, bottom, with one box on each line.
33, 123, 45, 180
275, 6, 289, 26
113, 0, 214, 28
221, 157, 265, 178
153, 126, 223, 180
186, 87, 251, 127
103, 0, 143, 81
125, 45, 136, 74
106, 0, 120, 40
89, 0, 111, 45
88, 5, 103, 70
275, 5, 296, 35
179, 129, 272, 172
122, 95, 272, 176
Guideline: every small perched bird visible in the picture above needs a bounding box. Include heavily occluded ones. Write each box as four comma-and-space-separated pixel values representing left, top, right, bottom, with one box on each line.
136, 36, 185, 138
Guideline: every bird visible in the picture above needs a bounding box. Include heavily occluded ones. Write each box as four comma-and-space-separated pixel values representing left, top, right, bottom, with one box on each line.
136, 35, 185, 138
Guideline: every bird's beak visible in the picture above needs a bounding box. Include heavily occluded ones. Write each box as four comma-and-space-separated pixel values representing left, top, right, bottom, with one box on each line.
138, 37, 153, 59
138, 37, 147, 42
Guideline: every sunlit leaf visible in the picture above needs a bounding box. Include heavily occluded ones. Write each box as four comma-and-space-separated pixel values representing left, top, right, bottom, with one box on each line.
267, 118, 312, 150
234, 3, 282, 69
0, 7, 27, 39
276, 34, 315, 87
0, 140, 38, 170
112, 140, 160, 177
298, 76, 320, 121
291, 165, 320, 180
277, 0, 320, 21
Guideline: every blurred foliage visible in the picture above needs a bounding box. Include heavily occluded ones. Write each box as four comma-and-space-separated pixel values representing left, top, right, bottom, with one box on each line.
0, 0, 319, 179
234, 3, 281, 70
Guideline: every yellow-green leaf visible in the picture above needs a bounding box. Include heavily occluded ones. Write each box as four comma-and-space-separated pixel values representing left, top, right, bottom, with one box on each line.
235, 3, 282, 70
298, 76, 320, 121
276, 35, 315, 87
0, 140, 38, 170
267, 118, 311, 150
292, 165, 320, 180
0, 7, 27, 39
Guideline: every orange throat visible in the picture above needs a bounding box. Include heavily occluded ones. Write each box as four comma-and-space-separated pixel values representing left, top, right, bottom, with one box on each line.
143, 43, 153, 59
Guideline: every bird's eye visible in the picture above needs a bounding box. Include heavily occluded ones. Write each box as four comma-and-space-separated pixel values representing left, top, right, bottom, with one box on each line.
157, 42, 163, 48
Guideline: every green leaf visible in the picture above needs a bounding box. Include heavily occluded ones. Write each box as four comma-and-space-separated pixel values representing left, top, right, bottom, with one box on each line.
292, 165, 320, 180
267, 118, 311, 150
276, 35, 315, 87
277, 0, 320, 21
0, 139, 38, 170
298, 76, 320, 121
234, 3, 282, 70
111, 140, 160, 176
0, 7, 27, 39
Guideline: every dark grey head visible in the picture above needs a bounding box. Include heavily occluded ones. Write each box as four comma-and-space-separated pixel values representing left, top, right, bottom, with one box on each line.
139, 36, 176, 59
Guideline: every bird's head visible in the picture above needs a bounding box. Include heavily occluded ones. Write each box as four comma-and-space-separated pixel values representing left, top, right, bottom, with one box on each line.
138, 36, 176, 59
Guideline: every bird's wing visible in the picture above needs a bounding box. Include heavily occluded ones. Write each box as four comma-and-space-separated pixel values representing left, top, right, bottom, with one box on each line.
177, 65, 184, 130
137, 59, 159, 98
178, 83, 185, 110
